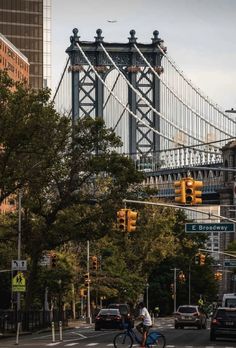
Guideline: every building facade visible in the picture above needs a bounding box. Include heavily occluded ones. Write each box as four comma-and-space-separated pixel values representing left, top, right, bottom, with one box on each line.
0, 0, 51, 89
0, 32, 29, 83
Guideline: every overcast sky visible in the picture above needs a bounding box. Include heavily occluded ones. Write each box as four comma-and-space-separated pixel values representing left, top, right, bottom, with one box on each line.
52, 0, 236, 111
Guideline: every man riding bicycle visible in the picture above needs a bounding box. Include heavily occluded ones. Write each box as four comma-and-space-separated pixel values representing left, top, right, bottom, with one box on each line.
136, 302, 152, 347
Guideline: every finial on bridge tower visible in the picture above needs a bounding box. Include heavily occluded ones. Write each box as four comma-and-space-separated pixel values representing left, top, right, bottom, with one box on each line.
70, 28, 80, 44
152, 30, 160, 44
128, 30, 137, 44
95, 29, 104, 43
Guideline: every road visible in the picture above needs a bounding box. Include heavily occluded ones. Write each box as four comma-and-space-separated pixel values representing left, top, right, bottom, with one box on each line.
0, 317, 235, 348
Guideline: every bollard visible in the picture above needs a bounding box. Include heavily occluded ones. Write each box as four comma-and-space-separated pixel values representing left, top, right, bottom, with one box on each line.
15, 322, 21, 345
59, 321, 63, 341
51, 321, 55, 342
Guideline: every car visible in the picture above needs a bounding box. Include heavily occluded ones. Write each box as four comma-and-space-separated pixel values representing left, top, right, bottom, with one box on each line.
107, 303, 134, 328
210, 307, 236, 341
174, 305, 207, 329
94, 308, 123, 331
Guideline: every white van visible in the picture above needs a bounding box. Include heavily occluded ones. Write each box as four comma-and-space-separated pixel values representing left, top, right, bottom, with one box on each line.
222, 293, 236, 308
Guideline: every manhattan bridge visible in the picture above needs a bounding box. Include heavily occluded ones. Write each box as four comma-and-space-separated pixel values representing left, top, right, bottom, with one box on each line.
53, 28, 236, 204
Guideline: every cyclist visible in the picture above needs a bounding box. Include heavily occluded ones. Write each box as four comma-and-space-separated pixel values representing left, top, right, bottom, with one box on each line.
136, 302, 152, 347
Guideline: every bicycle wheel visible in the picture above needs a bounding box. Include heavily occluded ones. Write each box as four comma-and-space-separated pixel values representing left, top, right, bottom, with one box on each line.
113, 332, 133, 348
146, 331, 166, 348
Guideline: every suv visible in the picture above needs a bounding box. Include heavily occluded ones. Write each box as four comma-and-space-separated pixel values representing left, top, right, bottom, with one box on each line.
174, 305, 207, 329
210, 307, 236, 341
107, 303, 134, 328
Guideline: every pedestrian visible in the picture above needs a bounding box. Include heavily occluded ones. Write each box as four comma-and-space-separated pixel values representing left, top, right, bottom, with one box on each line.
136, 302, 152, 347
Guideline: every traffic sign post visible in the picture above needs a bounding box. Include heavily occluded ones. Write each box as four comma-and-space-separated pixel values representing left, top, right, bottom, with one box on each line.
185, 223, 235, 233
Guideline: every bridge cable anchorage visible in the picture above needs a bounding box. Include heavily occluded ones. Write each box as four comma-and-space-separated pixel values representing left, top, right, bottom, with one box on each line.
76, 43, 178, 145
134, 44, 235, 140
100, 43, 212, 148
158, 44, 236, 126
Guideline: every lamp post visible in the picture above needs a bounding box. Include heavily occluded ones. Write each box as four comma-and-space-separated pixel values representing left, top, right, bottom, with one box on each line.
171, 268, 180, 312
86, 240, 92, 324
17, 190, 22, 312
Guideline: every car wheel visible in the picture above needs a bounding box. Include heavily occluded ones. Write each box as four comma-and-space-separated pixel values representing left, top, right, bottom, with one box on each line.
174, 324, 179, 329
95, 327, 100, 331
210, 332, 216, 341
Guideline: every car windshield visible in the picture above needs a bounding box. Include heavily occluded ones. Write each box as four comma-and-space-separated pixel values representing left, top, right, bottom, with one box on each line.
225, 299, 236, 308
178, 306, 197, 313
216, 309, 236, 319
109, 305, 128, 315
98, 309, 119, 316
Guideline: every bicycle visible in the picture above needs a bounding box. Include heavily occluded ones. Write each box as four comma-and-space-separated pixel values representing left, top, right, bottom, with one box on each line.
113, 324, 166, 348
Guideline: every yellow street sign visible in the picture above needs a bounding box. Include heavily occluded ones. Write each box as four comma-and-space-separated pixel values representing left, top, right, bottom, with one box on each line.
12, 272, 26, 292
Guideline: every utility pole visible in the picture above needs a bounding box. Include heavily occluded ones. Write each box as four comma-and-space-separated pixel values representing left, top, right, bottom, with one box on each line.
86, 240, 92, 324
171, 267, 180, 313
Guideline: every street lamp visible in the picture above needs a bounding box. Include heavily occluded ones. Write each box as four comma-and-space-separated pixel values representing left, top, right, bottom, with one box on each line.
225, 108, 236, 113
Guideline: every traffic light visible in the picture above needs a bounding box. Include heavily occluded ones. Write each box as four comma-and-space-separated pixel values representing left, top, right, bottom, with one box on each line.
195, 253, 200, 265
91, 256, 98, 270
178, 271, 186, 283
117, 209, 127, 231
84, 273, 90, 287
192, 180, 203, 204
80, 288, 88, 297
185, 177, 194, 204
170, 283, 174, 294
51, 253, 57, 268
214, 271, 223, 281
174, 179, 186, 204
127, 209, 138, 232
199, 253, 206, 266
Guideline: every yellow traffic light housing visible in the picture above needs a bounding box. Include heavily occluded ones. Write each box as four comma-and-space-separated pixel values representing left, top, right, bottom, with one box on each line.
185, 177, 194, 204
51, 253, 57, 268
199, 253, 206, 266
117, 209, 127, 231
193, 180, 203, 204
178, 271, 186, 283
91, 256, 98, 270
174, 179, 186, 204
214, 271, 222, 281
84, 273, 90, 287
127, 209, 138, 232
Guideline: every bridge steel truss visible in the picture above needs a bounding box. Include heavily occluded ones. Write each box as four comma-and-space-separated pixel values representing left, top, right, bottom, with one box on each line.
66, 28, 165, 158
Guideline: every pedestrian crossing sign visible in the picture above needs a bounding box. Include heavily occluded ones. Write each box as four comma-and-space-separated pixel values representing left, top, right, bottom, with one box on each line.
12, 272, 26, 292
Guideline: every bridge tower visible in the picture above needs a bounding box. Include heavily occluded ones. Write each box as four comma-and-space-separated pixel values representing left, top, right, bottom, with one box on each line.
66, 28, 165, 160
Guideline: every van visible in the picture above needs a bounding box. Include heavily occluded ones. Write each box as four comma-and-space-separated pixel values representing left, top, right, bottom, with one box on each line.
107, 303, 134, 327
222, 293, 236, 308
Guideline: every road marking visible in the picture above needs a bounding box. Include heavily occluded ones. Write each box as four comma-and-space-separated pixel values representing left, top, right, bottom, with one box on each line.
65, 343, 79, 346
86, 344, 99, 346
47, 343, 61, 346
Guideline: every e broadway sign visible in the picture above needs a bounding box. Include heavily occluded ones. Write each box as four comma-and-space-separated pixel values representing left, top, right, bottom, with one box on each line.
185, 223, 235, 233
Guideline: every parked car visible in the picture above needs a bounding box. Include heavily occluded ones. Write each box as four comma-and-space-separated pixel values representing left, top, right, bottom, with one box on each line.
210, 307, 236, 341
107, 303, 134, 328
174, 305, 207, 329
95, 308, 123, 331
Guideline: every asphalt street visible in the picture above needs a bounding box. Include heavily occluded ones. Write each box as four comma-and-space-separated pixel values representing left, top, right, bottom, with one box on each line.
0, 317, 235, 348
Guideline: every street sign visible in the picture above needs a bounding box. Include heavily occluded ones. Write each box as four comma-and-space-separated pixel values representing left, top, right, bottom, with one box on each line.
12, 271, 26, 292
224, 259, 236, 267
185, 223, 235, 233
11, 260, 27, 271
39, 255, 51, 266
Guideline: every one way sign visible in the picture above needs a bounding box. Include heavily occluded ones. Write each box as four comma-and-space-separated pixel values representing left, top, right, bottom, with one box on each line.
11, 260, 27, 271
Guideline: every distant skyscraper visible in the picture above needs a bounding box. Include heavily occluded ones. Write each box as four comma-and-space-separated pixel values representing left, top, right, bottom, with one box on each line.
0, 0, 51, 89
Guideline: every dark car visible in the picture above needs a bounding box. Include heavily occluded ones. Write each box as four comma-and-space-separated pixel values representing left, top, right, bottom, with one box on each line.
95, 308, 123, 331
107, 303, 134, 328
174, 305, 207, 329
210, 307, 236, 341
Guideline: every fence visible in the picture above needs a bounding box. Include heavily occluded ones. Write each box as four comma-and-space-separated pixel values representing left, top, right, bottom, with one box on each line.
0, 309, 68, 333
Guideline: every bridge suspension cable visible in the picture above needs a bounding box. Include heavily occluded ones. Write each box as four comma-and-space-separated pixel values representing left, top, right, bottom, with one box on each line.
100, 43, 213, 148
158, 45, 236, 125
134, 44, 234, 141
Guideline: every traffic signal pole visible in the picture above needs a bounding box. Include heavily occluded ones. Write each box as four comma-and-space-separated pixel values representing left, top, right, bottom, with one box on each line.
123, 199, 236, 224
